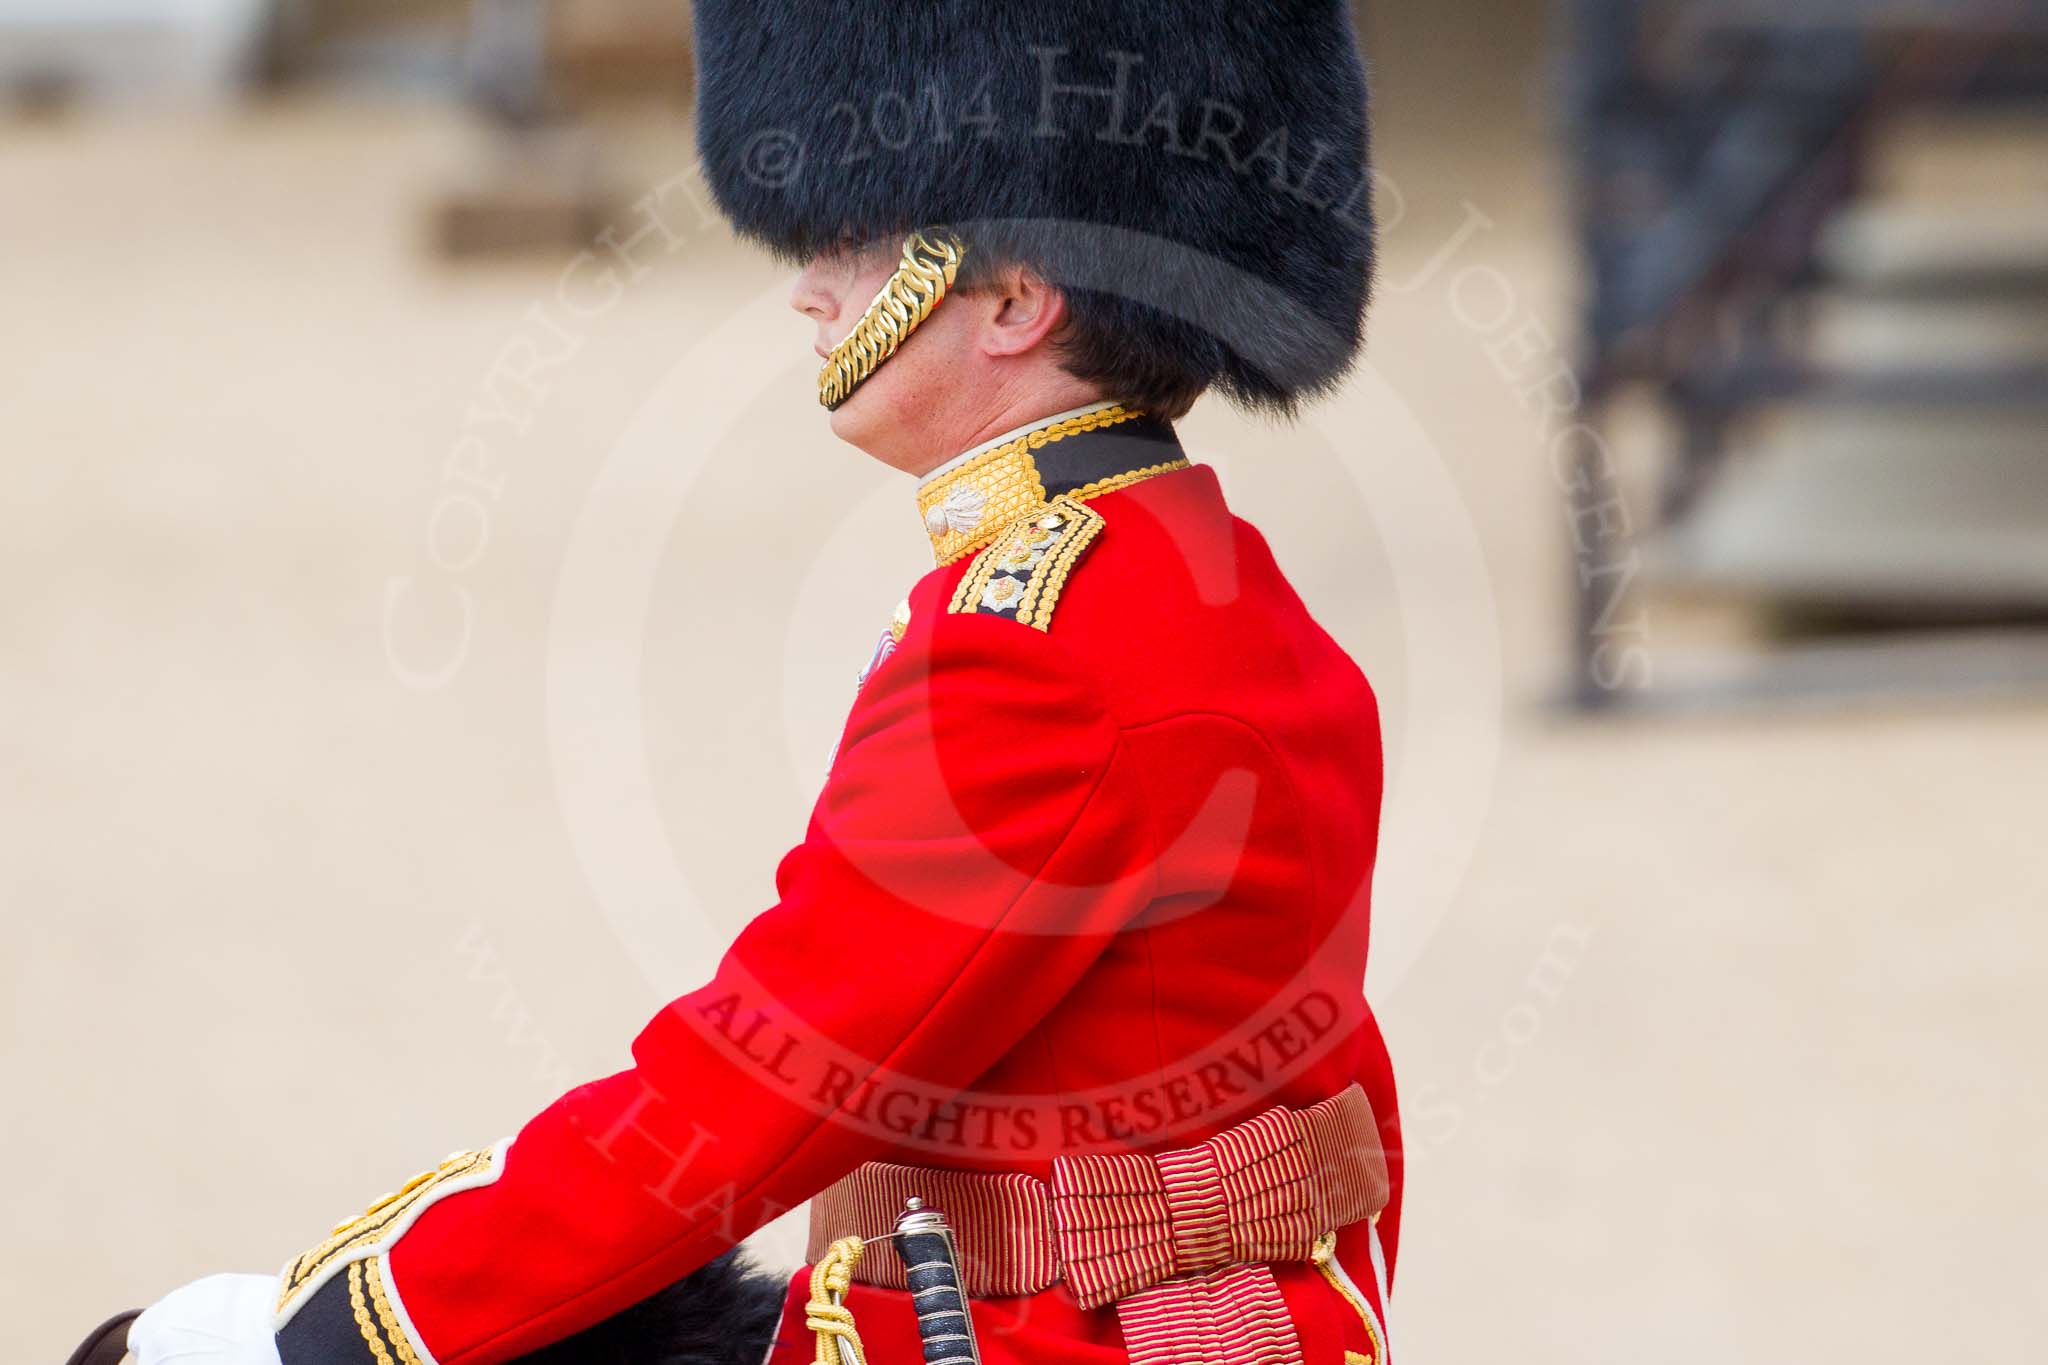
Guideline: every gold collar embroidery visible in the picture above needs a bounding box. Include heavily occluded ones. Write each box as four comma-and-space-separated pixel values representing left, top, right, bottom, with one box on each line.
915, 404, 1187, 565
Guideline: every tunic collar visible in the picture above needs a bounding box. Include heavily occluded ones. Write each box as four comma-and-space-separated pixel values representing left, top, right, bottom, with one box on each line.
915, 402, 1189, 565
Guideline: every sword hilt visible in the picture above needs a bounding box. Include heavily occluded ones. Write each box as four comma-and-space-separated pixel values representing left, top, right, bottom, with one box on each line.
893, 1199, 982, 1365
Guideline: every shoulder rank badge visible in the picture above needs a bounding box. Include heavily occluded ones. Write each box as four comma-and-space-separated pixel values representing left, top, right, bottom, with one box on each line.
948, 495, 1105, 631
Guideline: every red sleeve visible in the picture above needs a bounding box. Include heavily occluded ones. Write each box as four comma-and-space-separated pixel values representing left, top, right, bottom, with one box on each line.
380, 613, 1157, 1364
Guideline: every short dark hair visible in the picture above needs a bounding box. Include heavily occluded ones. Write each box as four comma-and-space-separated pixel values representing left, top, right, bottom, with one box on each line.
1049, 288, 1214, 422
956, 255, 1210, 420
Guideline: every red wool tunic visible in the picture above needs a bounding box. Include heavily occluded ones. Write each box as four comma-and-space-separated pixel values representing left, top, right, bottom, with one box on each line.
273, 414, 1401, 1365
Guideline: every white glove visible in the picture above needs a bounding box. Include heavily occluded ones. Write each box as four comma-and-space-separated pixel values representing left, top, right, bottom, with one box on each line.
129, 1273, 283, 1365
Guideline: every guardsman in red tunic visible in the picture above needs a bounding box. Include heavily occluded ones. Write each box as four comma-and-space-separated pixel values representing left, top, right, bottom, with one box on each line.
120, 4, 1399, 1364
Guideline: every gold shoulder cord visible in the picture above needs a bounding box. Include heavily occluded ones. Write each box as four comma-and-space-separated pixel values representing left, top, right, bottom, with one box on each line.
805, 1236, 870, 1365
819, 230, 966, 410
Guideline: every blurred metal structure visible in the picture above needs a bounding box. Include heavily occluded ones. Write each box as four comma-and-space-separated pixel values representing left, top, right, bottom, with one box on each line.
1563, 0, 2048, 709
433, 0, 694, 255
0, 0, 277, 108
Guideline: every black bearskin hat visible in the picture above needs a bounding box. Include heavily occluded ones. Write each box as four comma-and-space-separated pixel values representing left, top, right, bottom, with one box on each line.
692, 0, 1375, 415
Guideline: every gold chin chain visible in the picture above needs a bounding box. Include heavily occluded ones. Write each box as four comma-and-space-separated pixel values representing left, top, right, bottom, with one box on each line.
819, 229, 966, 410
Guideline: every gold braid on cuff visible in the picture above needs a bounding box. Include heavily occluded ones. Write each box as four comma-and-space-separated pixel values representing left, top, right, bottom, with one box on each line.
818, 229, 966, 410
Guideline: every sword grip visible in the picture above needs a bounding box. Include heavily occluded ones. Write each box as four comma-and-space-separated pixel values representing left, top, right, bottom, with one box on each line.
893, 1206, 981, 1365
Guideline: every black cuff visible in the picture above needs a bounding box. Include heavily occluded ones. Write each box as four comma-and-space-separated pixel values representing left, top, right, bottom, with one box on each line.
276, 1258, 416, 1365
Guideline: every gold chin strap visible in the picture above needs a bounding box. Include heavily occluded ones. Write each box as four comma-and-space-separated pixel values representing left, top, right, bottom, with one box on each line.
806, 1235, 871, 1365
819, 230, 966, 410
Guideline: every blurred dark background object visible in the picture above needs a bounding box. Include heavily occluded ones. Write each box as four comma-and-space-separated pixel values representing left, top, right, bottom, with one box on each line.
1563, 0, 2048, 708
0, 1, 691, 253
0, 1, 274, 109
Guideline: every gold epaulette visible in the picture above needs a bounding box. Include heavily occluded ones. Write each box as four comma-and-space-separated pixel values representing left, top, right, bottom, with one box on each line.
947, 495, 1106, 632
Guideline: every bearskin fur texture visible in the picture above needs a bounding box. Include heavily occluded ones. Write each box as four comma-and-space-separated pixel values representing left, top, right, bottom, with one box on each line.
692, 0, 1375, 414
508, 1250, 788, 1365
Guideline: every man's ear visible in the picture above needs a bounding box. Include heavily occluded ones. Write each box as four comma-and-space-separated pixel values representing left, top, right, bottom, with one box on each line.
980, 265, 1070, 359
